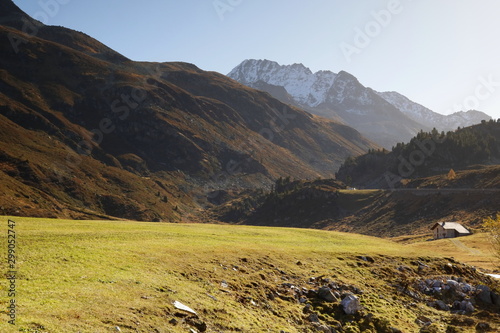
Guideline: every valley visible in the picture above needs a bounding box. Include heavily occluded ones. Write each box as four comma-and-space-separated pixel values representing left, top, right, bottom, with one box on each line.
0, 1, 500, 332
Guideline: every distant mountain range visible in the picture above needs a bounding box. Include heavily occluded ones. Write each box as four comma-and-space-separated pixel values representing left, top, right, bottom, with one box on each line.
0, 0, 376, 220
228, 59, 491, 148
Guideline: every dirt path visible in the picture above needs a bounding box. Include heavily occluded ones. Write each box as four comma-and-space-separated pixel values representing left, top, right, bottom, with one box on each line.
449, 238, 481, 255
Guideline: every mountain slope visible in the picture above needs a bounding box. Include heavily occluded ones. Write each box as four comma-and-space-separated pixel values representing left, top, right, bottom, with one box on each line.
228, 59, 492, 149
336, 121, 500, 189
207, 170, 500, 237
228, 60, 426, 148
377, 91, 491, 132
0, 1, 376, 220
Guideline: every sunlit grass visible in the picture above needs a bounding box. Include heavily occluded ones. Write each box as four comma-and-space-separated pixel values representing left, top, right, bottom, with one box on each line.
0, 216, 488, 332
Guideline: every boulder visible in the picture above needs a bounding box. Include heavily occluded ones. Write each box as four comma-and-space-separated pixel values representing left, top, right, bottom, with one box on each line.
435, 300, 450, 311
476, 285, 492, 304
318, 286, 338, 302
307, 313, 320, 323
491, 291, 500, 306
465, 302, 475, 313
341, 294, 362, 315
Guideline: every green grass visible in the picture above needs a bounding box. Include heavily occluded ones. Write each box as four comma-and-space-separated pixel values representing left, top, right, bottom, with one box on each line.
0, 216, 496, 332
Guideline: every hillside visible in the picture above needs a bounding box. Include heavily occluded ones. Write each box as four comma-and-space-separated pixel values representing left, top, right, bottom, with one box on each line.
206, 172, 500, 237
1, 217, 499, 332
0, 1, 376, 221
336, 120, 500, 189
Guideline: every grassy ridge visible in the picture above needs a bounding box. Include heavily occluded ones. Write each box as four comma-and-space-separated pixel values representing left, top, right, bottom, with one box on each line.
0, 217, 498, 332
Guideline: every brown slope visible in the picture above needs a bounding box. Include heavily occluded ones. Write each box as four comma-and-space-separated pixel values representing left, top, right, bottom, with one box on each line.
0, 5, 377, 220
209, 173, 500, 237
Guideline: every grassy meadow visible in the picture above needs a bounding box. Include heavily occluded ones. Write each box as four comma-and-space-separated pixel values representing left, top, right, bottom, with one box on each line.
0, 216, 497, 332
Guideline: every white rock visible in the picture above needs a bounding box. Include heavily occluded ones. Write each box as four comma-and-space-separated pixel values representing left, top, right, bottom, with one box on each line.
173, 301, 197, 315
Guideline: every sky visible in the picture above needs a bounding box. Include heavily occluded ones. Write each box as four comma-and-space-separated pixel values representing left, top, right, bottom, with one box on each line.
13, 0, 500, 119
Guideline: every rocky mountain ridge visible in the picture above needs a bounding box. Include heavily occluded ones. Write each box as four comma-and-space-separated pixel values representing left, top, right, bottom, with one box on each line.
377, 91, 491, 133
228, 59, 491, 148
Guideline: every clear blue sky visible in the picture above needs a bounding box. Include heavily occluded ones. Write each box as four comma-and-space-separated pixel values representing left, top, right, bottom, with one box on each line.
13, 0, 500, 119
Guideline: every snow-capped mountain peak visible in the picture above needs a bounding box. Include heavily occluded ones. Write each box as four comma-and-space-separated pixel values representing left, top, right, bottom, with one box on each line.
376, 91, 491, 131
228, 59, 337, 107
228, 59, 492, 148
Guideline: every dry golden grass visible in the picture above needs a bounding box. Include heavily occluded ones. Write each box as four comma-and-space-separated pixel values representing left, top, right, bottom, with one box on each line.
406, 232, 499, 272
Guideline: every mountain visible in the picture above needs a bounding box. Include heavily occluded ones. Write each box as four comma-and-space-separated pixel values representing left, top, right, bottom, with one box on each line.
0, 1, 376, 220
228, 59, 492, 148
336, 120, 500, 189
376, 91, 491, 132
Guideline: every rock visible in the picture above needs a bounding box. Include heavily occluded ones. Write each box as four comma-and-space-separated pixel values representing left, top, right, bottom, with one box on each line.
418, 265, 428, 272
173, 301, 197, 315
398, 265, 412, 273
341, 294, 362, 315
313, 324, 332, 332
307, 313, 320, 323
465, 302, 475, 313
461, 283, 473, 293
476, 322, 491, 331
168, 318, 178, 325
446, 279, 459, 289
429, 300, 450, 311
416, 315, 432, 325
318, 286, 338, 302
476, 285, 492, 304
358, 255, 374, 263
452, 301, 461, 310
444, 263, 454, 274
303, 304, 313, 314
415, 319, 426, 327
491, 291, 500, 305
186, 317, 207, 332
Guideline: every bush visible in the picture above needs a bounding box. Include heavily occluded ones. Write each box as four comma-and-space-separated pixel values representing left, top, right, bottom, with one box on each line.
483, 214, 500, 258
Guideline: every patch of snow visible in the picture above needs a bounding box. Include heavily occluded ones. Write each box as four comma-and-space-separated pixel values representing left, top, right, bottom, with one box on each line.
228, 59, 337, 107
376, 91, 491, 131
